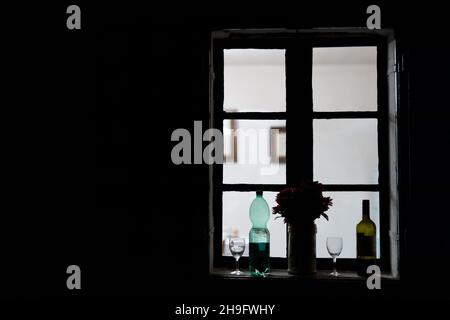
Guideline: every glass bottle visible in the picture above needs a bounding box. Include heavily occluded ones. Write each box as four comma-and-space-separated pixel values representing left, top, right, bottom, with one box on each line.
356, 199, 377, 276
249, 191, 270, 277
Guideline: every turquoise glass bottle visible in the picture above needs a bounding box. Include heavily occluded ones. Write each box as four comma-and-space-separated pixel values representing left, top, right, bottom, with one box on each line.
249, 191, 270, 277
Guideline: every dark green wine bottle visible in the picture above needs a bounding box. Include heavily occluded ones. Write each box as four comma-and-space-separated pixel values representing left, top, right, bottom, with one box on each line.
356, 200, 377, 276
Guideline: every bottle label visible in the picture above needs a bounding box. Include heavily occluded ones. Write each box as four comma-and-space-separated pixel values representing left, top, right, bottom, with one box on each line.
357, 233, 376, 258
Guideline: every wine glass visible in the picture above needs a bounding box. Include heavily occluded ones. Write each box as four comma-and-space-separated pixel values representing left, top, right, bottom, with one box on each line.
229, 237, 246, 275
326, 237, 343, 276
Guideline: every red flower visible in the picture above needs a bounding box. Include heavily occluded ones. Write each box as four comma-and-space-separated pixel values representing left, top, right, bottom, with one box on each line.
273, 181, 333, 225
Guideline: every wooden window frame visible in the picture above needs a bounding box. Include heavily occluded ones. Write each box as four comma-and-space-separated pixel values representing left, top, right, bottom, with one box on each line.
209, 29, 398, 275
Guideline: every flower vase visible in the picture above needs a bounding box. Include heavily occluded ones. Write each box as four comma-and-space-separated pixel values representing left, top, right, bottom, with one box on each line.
288, 222, 317, 275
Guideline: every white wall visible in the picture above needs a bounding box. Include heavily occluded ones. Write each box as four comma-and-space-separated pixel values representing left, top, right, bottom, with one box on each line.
224, 49, 286, 112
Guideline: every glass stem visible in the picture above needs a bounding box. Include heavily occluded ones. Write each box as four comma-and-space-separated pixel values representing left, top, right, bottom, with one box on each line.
333, 257, 337, 273
236, 258, 240, 272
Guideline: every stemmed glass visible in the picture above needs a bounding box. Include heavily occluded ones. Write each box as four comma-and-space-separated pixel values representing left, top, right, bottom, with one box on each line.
229, 237, 246, 275
326, 237, 343, 276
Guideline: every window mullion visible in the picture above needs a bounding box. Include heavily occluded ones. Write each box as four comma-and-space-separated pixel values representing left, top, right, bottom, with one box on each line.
313, 111, 379, 119
212, 42, 225, 268
286, 42, 314, 184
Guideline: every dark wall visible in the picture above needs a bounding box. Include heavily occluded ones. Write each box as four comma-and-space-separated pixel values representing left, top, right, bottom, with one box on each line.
3, 1, 449, 310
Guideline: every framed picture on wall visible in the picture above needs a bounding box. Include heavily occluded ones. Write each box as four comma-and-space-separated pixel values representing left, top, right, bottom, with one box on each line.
224, 119, 238, 163
270, 126, 286, 163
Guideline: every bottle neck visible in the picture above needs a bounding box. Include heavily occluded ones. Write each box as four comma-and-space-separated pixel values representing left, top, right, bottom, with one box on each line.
362, 200, 370, 220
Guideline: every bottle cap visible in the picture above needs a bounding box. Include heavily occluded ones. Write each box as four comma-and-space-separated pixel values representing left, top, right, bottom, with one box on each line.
256, 190, 263, 196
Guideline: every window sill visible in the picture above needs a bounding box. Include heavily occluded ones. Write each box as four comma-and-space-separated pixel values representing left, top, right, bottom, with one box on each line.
210, 268, 399, 282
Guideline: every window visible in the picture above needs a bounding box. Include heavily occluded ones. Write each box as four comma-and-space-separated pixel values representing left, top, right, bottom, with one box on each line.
210, 30, 398, 273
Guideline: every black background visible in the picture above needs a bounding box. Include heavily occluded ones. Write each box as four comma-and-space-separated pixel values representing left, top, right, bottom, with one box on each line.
3, 1, 450, 316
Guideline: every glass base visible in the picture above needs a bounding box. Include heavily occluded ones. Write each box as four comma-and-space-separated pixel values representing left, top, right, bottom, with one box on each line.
330, 270, 340, 277
230, 270, 244, 275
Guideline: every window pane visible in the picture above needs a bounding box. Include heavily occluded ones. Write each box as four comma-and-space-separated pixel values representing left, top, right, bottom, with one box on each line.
313, 119, 378, 184
313, 47, 377, 111
222, 191, 286, 258
224, 49, 286, 112
223, 120, 286, 184
316, 192, 380, 258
